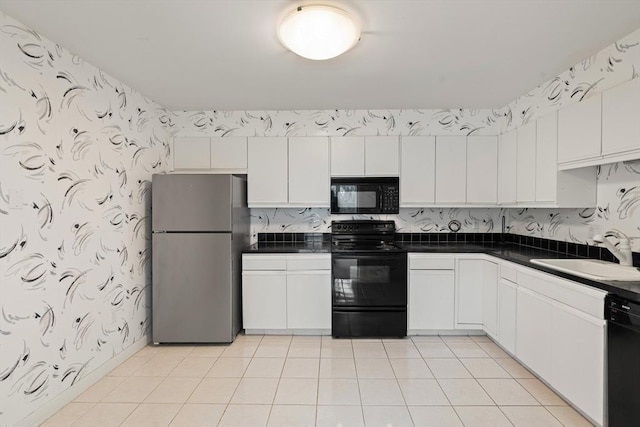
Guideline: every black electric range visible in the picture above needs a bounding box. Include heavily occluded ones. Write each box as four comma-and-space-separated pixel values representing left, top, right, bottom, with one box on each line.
331, 220, 407, 338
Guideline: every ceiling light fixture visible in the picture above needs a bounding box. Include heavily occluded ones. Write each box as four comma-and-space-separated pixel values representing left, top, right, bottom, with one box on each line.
277, 5, 360, 60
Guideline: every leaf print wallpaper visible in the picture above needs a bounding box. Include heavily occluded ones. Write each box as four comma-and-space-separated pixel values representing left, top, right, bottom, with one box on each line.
0, 12, 171, 427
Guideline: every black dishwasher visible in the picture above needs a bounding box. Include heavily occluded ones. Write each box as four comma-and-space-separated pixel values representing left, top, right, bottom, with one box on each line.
606, 294, 640, 427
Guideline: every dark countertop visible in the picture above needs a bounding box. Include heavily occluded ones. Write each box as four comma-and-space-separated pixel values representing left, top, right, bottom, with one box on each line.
243, 241, 332, 253
244, 240, 640, 302
398, 241, 640, 302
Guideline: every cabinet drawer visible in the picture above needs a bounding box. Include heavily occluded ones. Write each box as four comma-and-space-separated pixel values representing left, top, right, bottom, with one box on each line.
409, 256, 455, 270
517, 269, 606, 318
287, 255, 331, 271
242, 255, 287, 271
500, 264, 517, 282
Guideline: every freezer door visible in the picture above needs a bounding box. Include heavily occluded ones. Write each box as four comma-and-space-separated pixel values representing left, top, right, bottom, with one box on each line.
152, 174, 232, 232
152, 233, 233, 343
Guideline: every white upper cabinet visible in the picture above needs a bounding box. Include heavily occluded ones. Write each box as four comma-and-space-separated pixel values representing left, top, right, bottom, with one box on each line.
499, 113, 595, 208
173, 136, 248, 172
602, 77, 640, 157
435, 136, 467, 204
330, 137, 365, 176
173, 136, 210, 169
498, 130, 517, 204
288, 137, 330, 206
558, 94, 602, 165
248, 137, 331, 207
535, 112, 558, 203
330, 136, 399, 176
365, 136, 399, 176
400, 136, 435, 206
247, 137, 288, 206
516, 122, 536, 203
210, 137, 247, 171
558, 79, 640, 169
466, 136, 498, 204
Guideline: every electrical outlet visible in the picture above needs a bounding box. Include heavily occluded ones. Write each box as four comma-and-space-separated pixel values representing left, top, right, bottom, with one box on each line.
9, 188, 23, 209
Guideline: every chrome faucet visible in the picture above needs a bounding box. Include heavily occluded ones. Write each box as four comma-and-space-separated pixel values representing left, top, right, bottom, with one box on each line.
592, 230, 633, 267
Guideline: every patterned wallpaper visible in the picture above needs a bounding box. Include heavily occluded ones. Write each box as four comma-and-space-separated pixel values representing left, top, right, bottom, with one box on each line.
249, 208, 507, 237
171, 30, 640, 247
0, 12, 171, 427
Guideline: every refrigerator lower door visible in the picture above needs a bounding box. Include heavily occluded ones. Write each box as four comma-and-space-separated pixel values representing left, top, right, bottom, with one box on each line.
152, 232, 234, 343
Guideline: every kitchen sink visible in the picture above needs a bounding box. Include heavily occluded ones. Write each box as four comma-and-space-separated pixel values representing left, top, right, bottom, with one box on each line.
530, 259, 640, 282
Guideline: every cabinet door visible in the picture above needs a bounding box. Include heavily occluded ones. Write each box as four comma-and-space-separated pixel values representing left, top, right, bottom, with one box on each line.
400, 136, 435, 205
409, 270, 455, 330
247, 137, 288, 206
535, 112, 558, 202
551, 303, 605, 426
456, 259, 483, 326
210, 137, 247, 171
482, 261, 498, 338
498, 130, 517, 204
242, 271, 287, 330
286, 271, 331, 329
289, 137, 330, 206
497, 279, 517, 355
516, 287, 552, 381
516, 122, 536, 203
365, 136, 399, 176
331, 137, 365, 176
558, 95, 602, 164
602, 78, 640, 156
435, 136, 467, 204
467, 136, 498, 203
173, 136, 210, 169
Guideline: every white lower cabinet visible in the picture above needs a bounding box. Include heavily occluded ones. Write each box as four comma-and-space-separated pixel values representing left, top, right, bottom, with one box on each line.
481, 260, 498, 338
242, 270, 287, 330
551, 302, 604, 425
286, 271, 331, 329
515, 268, 606, 426
242, 254, 331, 333
456, 258, 484, 328
516, 286, 553, 380
497, 277, 517, 355
408, 255, 455, 331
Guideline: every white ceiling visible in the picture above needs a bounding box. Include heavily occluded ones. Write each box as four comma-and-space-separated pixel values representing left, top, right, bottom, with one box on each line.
1, 0, 639, 111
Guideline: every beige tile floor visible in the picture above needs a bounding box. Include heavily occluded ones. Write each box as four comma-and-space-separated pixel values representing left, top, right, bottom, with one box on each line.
40, 335, 594, 427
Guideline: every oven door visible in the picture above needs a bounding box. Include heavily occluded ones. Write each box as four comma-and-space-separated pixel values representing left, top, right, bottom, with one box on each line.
332, 252, 407, 308
330, 183, 382, 214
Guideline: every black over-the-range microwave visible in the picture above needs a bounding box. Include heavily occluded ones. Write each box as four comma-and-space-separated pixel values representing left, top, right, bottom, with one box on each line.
330, 177, 400, 214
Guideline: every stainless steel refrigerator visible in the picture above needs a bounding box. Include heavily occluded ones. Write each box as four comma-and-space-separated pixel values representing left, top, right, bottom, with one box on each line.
151, 174, 249, 343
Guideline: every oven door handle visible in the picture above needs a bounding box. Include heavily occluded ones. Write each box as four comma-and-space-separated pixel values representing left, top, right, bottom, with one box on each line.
332, 306, 407, 312
332, 253, 407, 260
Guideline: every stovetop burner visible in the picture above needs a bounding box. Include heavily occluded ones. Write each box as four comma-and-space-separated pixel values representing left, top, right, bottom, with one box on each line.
331, 220, 405, 253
